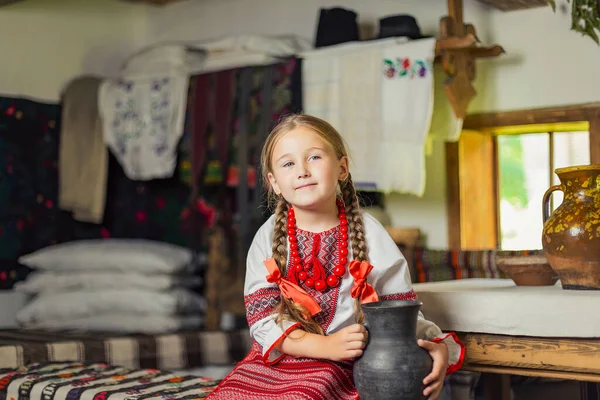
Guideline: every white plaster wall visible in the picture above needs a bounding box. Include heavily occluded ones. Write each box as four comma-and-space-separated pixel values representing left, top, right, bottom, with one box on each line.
144, 0, 492, 248
0, 0, 149, 102
471, 2, 600, 113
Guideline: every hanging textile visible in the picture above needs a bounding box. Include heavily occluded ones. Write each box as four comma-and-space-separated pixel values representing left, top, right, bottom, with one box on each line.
0, 97, 63, 259
177, 56, 302, 189
0, 96, 196, 289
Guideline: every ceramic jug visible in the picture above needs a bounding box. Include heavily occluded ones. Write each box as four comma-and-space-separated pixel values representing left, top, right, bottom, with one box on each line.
542, 164, 600, 290
354, 300, 432, 400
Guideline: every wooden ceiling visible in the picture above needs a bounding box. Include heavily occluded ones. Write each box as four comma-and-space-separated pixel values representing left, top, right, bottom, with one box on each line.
122, 0, 183, 5
0, 0, 183, 6
0, 0, 24, 5
475, 0, 549, 11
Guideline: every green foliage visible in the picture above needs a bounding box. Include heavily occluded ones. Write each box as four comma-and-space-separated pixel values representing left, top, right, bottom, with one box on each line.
547, 0, 600, 44
498, 136, 529, 208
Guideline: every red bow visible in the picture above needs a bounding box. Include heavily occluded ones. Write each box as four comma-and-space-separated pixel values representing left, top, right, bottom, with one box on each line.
264, 258, 321, 318
349, 260, 379, 304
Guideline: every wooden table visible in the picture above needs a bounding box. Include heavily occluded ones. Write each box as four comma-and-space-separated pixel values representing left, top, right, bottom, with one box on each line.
413, 279, 600, 399
458, 332, 600, 383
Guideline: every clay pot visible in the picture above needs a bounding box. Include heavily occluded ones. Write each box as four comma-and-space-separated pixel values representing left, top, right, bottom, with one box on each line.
542, 165, 600, 290
497, 255, 558, 286
354, 300, 432, 400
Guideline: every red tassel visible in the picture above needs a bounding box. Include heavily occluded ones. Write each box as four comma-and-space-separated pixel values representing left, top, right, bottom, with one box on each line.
310, 234, 327, 282
288, 264, 299, 285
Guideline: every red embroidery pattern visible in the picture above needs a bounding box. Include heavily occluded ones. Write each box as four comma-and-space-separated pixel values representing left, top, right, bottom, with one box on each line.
290, 226, 341, 332
244, 287, 280, 327
380, 289, 418, 302
206, 341, 358, 399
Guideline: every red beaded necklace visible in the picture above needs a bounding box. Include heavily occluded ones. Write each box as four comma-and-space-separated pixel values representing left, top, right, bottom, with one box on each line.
287, 199, 349, 292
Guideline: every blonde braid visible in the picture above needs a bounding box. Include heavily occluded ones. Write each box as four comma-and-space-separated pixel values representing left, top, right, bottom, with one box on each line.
341, 174, 369, 324
271, 195, 324, 335
271, 195, 289, 271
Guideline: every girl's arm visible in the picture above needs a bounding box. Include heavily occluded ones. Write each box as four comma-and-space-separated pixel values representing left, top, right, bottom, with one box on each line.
276, 323, 367, 361
244, 220, 301, 365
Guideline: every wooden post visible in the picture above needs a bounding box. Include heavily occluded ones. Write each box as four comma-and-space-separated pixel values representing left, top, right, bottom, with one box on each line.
589, 108, 600, 164
437, 0, 505, 118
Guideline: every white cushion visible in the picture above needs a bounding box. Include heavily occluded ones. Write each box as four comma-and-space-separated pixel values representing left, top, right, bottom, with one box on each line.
20, 313, 203, 334
18, 239, 194, 273
14, 271, 202, 294
16, 288, 205, 324
0, 290, 29, 329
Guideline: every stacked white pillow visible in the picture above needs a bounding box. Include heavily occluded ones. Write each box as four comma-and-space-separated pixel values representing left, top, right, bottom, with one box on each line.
14, 239, 206, 334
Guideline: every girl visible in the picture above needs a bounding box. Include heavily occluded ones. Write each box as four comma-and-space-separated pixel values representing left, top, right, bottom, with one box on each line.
207, 114, 464, 399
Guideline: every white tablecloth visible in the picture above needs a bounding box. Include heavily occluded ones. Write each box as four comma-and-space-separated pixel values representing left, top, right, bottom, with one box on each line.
414, 278, 600, 338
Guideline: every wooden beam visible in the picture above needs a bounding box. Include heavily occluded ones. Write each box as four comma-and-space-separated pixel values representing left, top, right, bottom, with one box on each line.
446, 142, 461, 249
465, 365, 600, 383
458, 131, 497, 249
448, 0, 465, 33
459, 332, 600, 375
0, 0, 25, 6
445, 131, 497, 250
435, 34, 477, 54
464, 103, 600, 129
469, 45, 506, 59
589, 108, 600, 164
123, 0, 182, 5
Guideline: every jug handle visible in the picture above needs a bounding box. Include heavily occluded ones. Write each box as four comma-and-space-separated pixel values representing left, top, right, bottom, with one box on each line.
362, 322, 370, 345
542, 185, 562, 222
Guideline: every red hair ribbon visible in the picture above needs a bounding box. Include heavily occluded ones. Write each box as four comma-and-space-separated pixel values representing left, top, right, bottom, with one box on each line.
349, 260, 379, 304
264, 258, 322, 317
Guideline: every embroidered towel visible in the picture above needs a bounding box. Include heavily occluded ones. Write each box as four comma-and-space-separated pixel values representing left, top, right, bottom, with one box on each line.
302, 38, 435, 195
99, 46, 190, 180
303, 38, 402, 191
380, 37, 436, 196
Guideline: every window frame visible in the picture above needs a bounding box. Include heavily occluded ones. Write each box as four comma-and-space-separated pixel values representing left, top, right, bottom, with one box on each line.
445, 103, 600, 250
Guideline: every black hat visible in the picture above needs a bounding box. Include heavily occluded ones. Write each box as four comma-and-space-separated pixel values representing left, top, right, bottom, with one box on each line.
314, 7, 360, 48
377, 15, 429, 40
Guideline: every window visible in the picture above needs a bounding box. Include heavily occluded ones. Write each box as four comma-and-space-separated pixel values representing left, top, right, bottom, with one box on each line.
497, 131, 590, 250
448, 104, 600, 251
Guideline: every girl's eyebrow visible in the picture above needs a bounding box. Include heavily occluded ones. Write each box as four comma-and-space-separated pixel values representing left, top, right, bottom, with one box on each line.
276, 153, 291, 163
275, 147, 326, 163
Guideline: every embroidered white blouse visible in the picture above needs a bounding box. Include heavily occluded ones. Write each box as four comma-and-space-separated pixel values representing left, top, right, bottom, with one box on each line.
243, 212, 464, 372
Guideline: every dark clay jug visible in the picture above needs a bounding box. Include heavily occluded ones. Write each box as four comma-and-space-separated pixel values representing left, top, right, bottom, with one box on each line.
354, 300, 432, 400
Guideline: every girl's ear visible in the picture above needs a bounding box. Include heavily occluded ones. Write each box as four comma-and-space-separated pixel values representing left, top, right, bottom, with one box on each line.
338, 156, 349, 182
267, 172, 281, 195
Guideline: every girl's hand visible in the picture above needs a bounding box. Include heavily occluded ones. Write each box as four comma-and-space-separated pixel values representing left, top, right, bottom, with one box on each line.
418, 339, 449, 400
324, 323, 368, 361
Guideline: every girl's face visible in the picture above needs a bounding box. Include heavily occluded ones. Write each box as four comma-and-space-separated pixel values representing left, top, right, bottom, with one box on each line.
267, 127, 348, 212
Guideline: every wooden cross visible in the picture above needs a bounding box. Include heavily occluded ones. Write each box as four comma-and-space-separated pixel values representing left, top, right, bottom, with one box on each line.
435, 0, 505, 118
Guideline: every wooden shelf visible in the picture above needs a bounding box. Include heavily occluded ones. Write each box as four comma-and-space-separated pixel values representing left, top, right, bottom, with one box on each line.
476, 0, 549, 11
